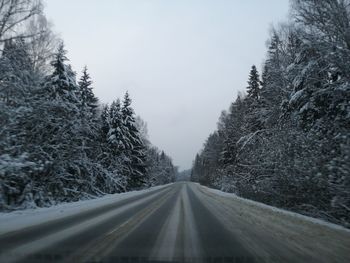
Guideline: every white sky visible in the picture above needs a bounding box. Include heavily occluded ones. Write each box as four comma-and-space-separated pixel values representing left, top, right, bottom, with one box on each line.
45, 0, 290, 170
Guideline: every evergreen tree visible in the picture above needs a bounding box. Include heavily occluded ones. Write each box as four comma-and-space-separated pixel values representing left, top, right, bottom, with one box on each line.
0, 38, 40, 210
0, 39, 34, 105
259, 31, 288, 128
192, 1, 350, 227
78, 66, 98, 115
0, 7, 173, 210
100, 104, 110, 137
246, 65, 260, 101
221, 94, 247, 165
122, 92, 147, 189
45, 42, 79, 103
145, 147, 176, 186
245, 65, 264, 131
108, 99, 128, 153
30, 43, 92, 202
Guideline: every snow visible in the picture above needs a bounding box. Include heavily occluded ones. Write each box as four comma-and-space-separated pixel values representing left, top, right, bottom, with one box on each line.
237, 130, 265, 152
193, 183, 350, 262
202, 185, 350, 233
289, 89, 304, 105
0, 184, 170, 235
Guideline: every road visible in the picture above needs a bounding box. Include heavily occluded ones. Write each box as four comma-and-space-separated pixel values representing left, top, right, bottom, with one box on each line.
0, 182, 349, 263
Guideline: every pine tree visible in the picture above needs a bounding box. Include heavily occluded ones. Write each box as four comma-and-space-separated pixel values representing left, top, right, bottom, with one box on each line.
31, 43, 93, 202
245, 65, 264, 132
145, 146, 176, 186
192, 1, 350, 227
246, 65, 260, 101
0, 39, 34, 105
78, 66, 98, 115
221, 94, 247, 165
259, 31, 287, 128
108, 99, 128, 153
0, 38, 40, 210
0, 9, 178, 210
121, 92, 147, 189
45, 42, 79, 103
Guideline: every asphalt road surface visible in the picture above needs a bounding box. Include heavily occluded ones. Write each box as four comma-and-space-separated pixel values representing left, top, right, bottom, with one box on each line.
0, 182, 349, 263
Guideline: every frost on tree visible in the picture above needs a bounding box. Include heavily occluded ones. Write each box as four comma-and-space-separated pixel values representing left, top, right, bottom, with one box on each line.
0, 1, 175, 211
78, 66, 98, 116
192, 0, 350, 228
121, 92, 148, 189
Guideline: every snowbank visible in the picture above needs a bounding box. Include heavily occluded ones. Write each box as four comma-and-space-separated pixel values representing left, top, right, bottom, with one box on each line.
0, 184, 171, 235
202, 185, 350, 233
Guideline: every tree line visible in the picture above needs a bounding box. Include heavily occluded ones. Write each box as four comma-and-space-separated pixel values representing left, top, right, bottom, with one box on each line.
192, 0, 350, 228
0, 0, 177, 210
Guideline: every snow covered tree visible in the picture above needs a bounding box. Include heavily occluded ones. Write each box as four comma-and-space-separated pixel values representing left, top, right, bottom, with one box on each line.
45, 42, 79, 103
259, 32, 286, 128
146, 147, 176, 186
78, 66, 98, 116
286, 0, 350, 225
191, 154, 201, 182
0, 38, 41, 210
0, 6, 173, 210
0, 0, 43, 43
107, 99, 128, 153
0, 39, 34, 105
244, 65, 264, 132
22, 43, 96, 202
246, 65, 260, 101
121, 92, 148, 189
220, 94, 247, 166
100, 104, 110, 136
94, 101, 128, 193
192, 0, 350, 227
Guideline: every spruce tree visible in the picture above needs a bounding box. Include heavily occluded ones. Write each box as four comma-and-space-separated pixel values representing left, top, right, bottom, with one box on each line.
45, 42, 79, 103
0, 39, 39, 209
246, 65, 260, 101
78, 66, 98, 115
121, 92, 147, 189
108, 99, 128, 153
100, 104, 110, 137
36, 43, 91, 201
0, 39, 34, 105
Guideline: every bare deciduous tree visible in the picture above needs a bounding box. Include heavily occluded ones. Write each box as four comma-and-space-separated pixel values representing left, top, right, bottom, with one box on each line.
26, 14, 59, 73
0, 0, 43, 43
292, 0, 350, 49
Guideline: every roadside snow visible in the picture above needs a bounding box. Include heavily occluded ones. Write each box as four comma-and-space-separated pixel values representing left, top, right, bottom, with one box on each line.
202, 185, 350, 233
0, 184, 171, 235
195, 184, 350, 263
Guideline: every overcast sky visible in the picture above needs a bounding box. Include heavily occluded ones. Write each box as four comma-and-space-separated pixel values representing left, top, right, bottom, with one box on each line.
45, 0, 290, 170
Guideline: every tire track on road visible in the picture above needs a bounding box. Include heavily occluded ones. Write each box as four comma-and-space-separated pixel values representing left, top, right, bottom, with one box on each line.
2, 186, 174, 263
99, 183, 183, 262
187, 185, 256, 262
0, 185, 172, 254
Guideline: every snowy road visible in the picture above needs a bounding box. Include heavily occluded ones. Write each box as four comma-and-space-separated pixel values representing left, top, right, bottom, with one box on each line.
0, 182, 349, 263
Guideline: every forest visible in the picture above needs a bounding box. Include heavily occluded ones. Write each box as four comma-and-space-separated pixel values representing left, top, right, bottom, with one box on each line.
1, 0, 350, 229
0, 0, 177, 211
192, 0, 350, 228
